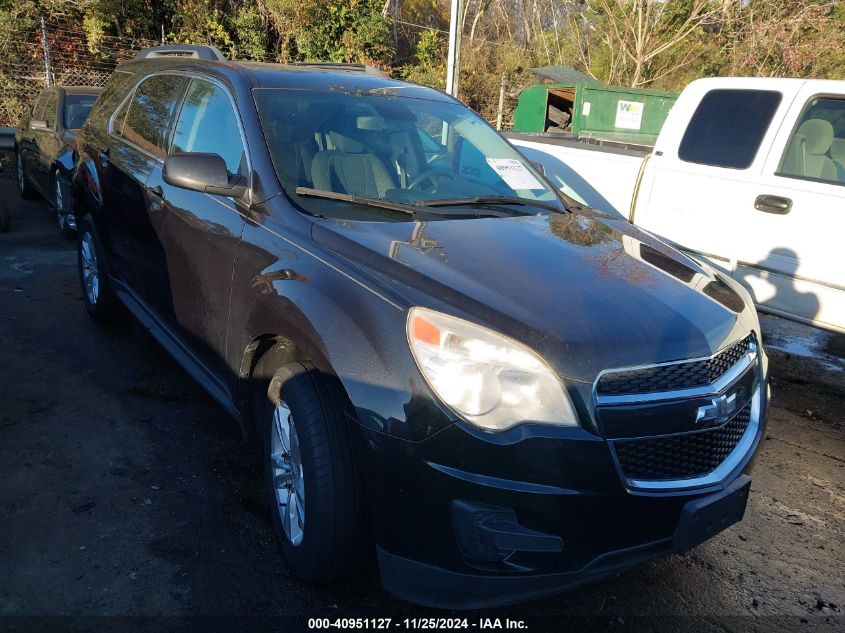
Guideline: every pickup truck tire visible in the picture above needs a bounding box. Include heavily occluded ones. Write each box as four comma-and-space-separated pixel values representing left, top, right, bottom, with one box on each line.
263, 362, 369, 583
77, 216, 121, 321
16, 149, 37, 199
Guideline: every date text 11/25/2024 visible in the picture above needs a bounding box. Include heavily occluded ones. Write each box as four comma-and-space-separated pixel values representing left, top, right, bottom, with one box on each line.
307, 618, 528, 630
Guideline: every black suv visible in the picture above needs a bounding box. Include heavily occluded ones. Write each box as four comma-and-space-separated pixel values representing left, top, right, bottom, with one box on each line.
72, 45, 769, 608
15, 85, 102, 236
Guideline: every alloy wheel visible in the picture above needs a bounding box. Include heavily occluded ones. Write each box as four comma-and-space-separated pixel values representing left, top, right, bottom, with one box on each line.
270, 401, 305, 546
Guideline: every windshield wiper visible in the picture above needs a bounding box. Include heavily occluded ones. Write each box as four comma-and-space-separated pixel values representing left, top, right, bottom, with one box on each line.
414, 195, 564, 214
296, 187, 416, 216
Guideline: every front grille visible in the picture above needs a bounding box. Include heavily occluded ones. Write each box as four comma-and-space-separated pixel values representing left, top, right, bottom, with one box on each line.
596, 334, 754, 396
612, 401, 752, 481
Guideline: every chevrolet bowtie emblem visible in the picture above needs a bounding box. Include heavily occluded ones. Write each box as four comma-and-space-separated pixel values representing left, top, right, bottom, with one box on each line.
696, 392, 738, 426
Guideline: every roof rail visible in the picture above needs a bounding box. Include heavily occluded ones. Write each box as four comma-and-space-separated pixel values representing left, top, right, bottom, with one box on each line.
135, 44, 227, 61
289, 62, 388, 77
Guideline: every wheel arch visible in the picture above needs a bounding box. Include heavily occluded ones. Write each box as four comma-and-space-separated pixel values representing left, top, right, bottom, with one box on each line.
237, 332, 339, 441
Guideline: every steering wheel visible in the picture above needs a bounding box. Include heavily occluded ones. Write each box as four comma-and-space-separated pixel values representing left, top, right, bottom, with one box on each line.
407, 169, 456, 192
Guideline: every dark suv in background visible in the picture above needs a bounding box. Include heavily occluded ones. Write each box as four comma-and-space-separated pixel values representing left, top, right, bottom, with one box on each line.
15, 85, 102, 236
71, 45, 769, 608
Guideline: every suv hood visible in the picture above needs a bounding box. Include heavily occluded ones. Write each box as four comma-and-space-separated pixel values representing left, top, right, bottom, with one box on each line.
312, 211, 753, 381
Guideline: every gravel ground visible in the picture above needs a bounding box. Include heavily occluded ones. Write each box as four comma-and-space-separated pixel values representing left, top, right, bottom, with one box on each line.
0, 177, 843, 632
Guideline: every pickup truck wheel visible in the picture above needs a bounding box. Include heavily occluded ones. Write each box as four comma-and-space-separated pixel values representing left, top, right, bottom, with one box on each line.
78, 216, 120, 321
16, 150, 37, 199
54, 170, 76, 239
263, 362, 368, 583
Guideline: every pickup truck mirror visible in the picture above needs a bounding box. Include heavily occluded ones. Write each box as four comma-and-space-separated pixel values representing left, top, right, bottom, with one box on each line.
163, 152, 246, 199
30, 119, 48, 130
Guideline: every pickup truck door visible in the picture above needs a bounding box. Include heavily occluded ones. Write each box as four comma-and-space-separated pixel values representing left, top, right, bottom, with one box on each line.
734, 81, 845, 333
634, 80, 791, 278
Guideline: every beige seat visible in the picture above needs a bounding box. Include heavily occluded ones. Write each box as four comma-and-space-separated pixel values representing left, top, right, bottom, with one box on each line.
781, 119, 837, 181
311, 130, 396, 198
830, 138, 845, 182
267, 122, 318, 189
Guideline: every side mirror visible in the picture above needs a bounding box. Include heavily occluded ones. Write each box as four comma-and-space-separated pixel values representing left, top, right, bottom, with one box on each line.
163, 152, 247, 198
30, 119, 48, 130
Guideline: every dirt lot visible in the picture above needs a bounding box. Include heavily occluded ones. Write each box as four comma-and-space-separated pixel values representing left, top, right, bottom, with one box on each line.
1, 175, 843, 632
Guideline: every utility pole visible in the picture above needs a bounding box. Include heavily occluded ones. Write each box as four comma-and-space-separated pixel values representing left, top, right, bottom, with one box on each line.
40, 16, 53, 87
496, 74, 506, 130
445, 0, 463, 98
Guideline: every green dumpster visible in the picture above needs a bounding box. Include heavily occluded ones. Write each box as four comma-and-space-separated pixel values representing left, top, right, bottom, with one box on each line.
512, 67, 678, 147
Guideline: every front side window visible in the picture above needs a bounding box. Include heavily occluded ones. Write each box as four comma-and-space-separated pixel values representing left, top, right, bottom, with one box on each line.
679, 89, 782, 169
170, 79, 246, 177
31, 91, 49, 119
63, 94, 99, 129
118, 74, 185, 158
778, 97, 845, 185
254, 88, 561, 221
43, 91, 58, 128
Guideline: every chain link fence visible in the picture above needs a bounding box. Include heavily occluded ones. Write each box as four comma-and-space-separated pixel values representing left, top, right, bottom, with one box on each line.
0, 20, 159, 129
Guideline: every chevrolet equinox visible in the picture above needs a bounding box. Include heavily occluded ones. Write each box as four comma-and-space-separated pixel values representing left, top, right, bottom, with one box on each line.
71, 45, 769, 608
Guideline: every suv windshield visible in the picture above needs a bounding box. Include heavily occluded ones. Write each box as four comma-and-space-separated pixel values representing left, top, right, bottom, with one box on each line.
254, 87, 562, 221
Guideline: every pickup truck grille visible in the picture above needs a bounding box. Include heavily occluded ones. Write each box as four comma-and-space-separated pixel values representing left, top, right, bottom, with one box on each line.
596, 333, 754, 396
611, 400, 752, 481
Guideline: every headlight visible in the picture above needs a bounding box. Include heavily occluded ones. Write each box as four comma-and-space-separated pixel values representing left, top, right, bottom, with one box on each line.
407, 307, 578, 431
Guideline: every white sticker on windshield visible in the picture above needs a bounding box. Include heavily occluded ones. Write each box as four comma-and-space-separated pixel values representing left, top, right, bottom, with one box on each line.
485, 158, 543, 190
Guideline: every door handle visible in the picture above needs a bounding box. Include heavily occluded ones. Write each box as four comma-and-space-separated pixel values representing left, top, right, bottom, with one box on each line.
148, 185, 164, 211
99, 148, 110, 166
754, 194, 791, 215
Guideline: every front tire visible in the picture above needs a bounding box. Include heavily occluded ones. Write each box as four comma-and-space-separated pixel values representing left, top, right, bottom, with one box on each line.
78, 216, 120, 321
263, 362, 369, 583
16, 150, 37, 199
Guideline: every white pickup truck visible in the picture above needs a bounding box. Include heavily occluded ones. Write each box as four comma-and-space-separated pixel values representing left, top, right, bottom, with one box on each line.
508, 77, 845, 334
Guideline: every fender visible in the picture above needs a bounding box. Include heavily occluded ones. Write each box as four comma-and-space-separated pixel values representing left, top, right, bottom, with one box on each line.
227, 204, 454, 442
71, 154, 104, 223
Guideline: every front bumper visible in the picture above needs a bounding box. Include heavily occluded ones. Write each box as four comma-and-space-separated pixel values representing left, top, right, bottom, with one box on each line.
354, 378, 768, 609
378, 474, 751, 609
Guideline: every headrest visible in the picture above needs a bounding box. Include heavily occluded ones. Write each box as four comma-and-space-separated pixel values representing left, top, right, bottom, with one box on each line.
330, 130, 366, 153
830, 137, 845, 161
797, 119, 834, 155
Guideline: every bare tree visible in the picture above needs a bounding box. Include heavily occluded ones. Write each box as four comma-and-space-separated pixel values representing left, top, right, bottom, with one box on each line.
583, 0, 719, 86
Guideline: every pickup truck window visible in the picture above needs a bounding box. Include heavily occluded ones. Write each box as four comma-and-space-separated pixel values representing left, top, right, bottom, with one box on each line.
254, 88, 560, 221
778, 97, 845, 185
678, 89, 781, 170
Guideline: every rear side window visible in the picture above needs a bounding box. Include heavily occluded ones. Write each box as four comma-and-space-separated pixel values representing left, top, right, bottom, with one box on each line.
170, 79, 246, 176
678, 89, 782, 169
116, 74, 185, 159
777, 97, 845, 185
43, 91, 58, 128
